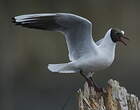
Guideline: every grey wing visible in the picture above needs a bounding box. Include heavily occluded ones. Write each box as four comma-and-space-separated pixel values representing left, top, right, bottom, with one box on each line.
13, 13, 97, 61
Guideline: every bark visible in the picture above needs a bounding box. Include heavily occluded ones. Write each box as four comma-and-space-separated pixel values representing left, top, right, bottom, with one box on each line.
78, 79, 140, 110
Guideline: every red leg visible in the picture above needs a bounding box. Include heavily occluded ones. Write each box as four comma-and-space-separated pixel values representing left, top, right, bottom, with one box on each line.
80, 71, 93, 87
89, 77, 103, 92
80, 71, 103, 92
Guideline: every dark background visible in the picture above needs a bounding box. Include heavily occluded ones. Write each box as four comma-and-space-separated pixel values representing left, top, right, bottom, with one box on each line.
0, 0, 140, 110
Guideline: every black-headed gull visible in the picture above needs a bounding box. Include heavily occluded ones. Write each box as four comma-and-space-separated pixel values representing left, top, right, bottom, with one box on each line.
12, 13, 129, 89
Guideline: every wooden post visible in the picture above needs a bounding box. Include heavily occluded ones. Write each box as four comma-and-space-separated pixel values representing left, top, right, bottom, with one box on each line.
78, 79, 140, 110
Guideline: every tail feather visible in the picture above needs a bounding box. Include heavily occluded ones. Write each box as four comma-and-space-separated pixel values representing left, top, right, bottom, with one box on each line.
48, 63, 79, 73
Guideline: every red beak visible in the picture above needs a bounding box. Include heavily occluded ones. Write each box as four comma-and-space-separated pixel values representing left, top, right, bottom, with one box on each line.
119, 36, 129, 46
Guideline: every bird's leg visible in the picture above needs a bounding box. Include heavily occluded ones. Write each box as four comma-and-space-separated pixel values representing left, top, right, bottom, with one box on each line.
80, 71, 103, 92
80, 71, 93, 87
89, 77, 103, 92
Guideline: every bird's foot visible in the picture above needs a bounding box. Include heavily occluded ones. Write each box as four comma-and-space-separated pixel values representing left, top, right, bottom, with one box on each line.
86, 79, 94, 87
89, 77, 103, 93
93, 85, 103, 93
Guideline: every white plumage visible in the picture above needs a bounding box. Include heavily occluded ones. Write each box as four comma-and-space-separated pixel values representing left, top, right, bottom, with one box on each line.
13, 13, 127, 76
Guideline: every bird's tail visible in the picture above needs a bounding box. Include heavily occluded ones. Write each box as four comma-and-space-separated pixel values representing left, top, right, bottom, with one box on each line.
48, 63, 79, 73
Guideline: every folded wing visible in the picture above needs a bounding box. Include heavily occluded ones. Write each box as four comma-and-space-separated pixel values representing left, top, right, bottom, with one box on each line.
13, 13, 97, 61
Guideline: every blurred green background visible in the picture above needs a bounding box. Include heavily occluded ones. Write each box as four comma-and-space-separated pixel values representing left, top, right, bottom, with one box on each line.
0, 0, 140, 110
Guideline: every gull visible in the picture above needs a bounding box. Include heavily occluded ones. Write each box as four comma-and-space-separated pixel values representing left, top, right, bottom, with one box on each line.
12, 13, 129, 90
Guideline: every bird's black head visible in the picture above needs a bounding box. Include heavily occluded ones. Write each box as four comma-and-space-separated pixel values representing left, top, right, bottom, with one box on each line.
110, 28, 129, 45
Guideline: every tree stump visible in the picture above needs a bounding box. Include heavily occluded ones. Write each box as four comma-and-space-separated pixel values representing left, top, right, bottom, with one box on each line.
78, 79, 140, 110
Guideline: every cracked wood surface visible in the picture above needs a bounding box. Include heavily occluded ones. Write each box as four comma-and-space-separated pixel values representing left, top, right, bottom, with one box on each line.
78, 79, 140, 110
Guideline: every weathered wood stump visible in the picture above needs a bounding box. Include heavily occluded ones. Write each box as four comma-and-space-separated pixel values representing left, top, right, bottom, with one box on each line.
78, 79, 140, 110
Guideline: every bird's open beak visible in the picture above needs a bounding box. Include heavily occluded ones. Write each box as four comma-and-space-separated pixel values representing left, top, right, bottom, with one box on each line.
119, 36, 129, 46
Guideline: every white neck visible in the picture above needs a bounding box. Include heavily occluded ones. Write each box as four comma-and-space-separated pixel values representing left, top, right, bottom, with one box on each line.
99, 29, 116, 56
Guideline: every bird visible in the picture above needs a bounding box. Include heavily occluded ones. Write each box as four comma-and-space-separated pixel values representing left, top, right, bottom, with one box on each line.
12, 13, 129, 91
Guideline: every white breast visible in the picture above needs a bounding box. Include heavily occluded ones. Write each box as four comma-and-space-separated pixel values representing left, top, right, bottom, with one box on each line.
75, 49, 114, 73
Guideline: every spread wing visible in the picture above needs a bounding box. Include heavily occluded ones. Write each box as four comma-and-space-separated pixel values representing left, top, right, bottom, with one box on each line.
13, 13, 97, 61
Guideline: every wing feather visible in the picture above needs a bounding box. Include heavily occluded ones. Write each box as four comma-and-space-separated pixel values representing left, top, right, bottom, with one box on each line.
13, 13, 97, 61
